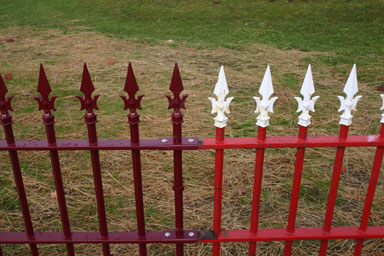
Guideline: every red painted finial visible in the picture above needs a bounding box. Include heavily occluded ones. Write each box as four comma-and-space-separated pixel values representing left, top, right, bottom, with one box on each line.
34, 64, 57, 114
120, 63, 144, 113
166, 63, 188, 111
0, 74, 13, 115
76, 63, 100, 113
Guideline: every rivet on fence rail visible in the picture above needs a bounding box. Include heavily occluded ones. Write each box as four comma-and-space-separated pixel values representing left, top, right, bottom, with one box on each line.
254, 65, 278, 128
338, 64, 362, 126
208, 66, 234, 128
294, 65, 319, 127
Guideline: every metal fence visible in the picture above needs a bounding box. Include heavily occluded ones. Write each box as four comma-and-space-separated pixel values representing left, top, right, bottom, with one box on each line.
0, 63, 383, 256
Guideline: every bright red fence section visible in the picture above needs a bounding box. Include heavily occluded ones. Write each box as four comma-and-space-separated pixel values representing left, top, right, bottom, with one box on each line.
0, 64, 384, 256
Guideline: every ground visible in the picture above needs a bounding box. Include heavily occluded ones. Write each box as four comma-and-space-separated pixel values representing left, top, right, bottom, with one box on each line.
0, 0, 384, 255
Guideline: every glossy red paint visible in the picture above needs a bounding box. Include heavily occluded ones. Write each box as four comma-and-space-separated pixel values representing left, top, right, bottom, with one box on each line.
1, 64, 384, 256
34, 65, 74, 256
212, 127, 225, 256
166, 63, 188, 256
248, 126, 267, 256
284, 125, 308, 255
0, 230, 198, 244
121, 63, 147, 256
0, 74, 39, 256
77, 63, 110, 256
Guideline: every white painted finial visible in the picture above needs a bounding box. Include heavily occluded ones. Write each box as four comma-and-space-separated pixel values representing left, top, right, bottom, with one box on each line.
294, 65, 320, 127
253, 65, 278, 127
380, 94, 384, 123
208, 66, 234, 128
337, 64, 362, 126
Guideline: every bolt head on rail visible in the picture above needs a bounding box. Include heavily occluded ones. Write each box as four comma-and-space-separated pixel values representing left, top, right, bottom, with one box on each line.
294, 65, 319, 127
254, 65, 278, 128
337, 64, 362, 126
208, 66, 234, 128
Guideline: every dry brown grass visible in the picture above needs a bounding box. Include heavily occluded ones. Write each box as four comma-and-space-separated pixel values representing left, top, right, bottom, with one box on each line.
0, 27, 383, 255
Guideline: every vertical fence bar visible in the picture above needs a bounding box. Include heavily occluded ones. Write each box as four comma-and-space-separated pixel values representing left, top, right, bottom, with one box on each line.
34, 65, 75, 256
120, 63, 147, 256
248, 126, 266, 256
249, 65, 277, 256
284, 65, 318, 255
0, 75, 39, 256
212, 127, 225, 256
0, 245, 3, 256
353, 120, 384, 255
283, 126, 307, 256
208, 66, 233, 256
318, 125, 349, 255
76, 64, 110, 256
166, 63, 188, 256
319, 64, 361, 256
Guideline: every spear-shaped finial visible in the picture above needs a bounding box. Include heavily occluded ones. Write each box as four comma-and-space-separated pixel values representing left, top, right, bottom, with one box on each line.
254, 65, 278, 128
208, 66, 234, 128
120, 62, 144, 113
76, 63, 100, 114
34, 64, 57, 114
294, 65, 320, 127
380, 94, 384, 124
0, 74, 13, 115
337, 64, 362, 126
165, 63, 188, 112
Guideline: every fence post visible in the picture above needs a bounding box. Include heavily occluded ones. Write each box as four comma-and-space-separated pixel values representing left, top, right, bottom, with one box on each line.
284, 65, 319, 255
120, 63, 147, 256
249, 65, 278, 256
319, 64, 362, 255
0, 75, 39, 256
208, 66, 234, 256
166, 63, 188, 256
76, 64, 110, 256
34, 65, 75, 256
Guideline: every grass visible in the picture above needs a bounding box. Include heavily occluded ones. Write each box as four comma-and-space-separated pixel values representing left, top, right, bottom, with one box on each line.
0, 0, 384, 255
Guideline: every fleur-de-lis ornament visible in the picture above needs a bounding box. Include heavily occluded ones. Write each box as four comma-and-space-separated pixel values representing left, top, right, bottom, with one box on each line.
34, 64, 57, 115
208, 66, 234, 128
294, 65, 320, 127
380, 94, 384, 123
254, 65, 278, 128
120, 62, 144, 115
76, 63, 100, 114
338, 64, 362, 126
0, 75, 13, 116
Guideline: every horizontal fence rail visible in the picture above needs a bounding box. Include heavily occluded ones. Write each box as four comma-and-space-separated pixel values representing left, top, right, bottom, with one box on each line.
0, 63, 384, 256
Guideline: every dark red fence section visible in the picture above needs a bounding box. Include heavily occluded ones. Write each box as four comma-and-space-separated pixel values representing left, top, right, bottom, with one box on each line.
1, 64, 384, 256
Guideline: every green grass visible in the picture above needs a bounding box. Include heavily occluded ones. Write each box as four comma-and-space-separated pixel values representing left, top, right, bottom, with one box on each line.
1, 0, 383, 61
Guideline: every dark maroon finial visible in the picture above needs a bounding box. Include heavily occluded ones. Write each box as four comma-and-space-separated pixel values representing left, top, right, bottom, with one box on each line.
76, 63, 100, 113
0, 74, 13, 115
120, 62, 144, 113
34, 64, 57, 114
166, 63, 188, 111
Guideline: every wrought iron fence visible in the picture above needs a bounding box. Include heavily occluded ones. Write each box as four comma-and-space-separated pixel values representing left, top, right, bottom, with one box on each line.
0, 62, 383, 256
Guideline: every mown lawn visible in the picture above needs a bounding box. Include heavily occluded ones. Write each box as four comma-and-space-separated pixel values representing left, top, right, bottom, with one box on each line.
0, 0, 384, 255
